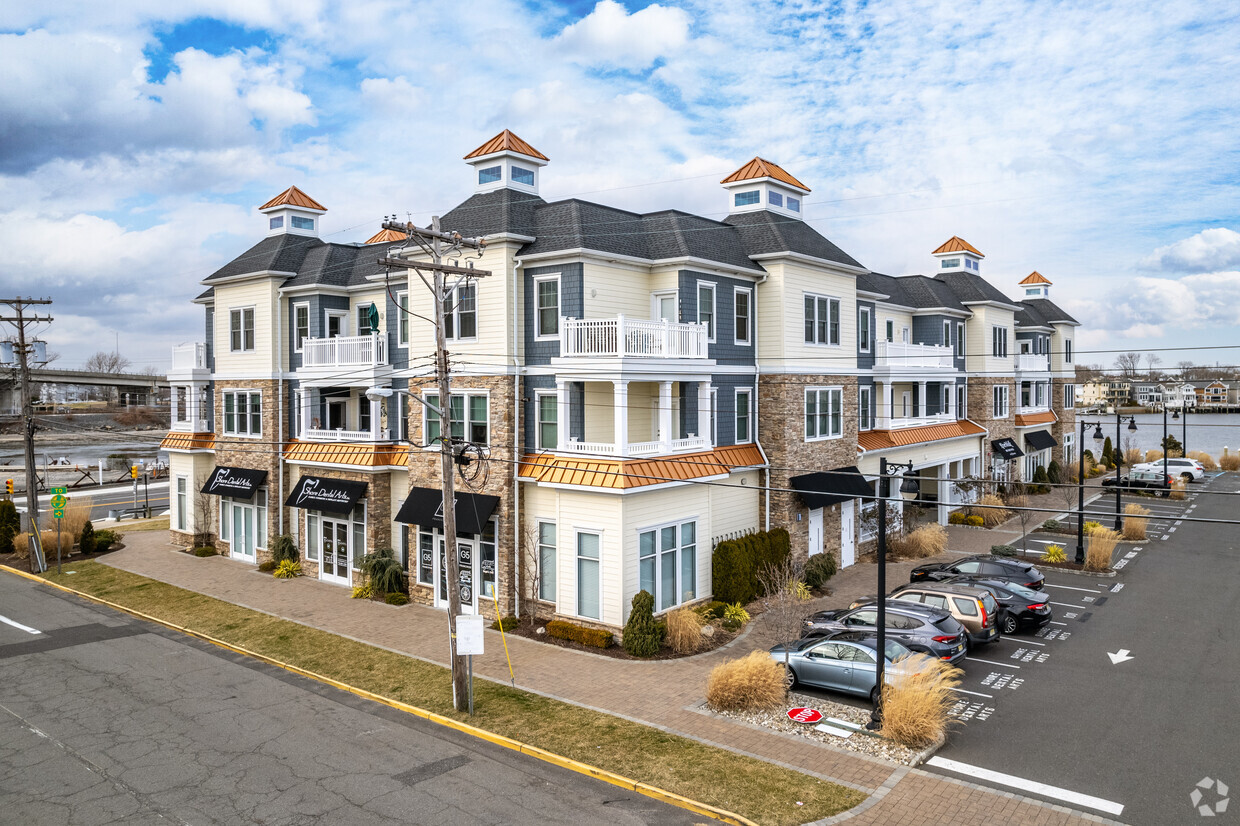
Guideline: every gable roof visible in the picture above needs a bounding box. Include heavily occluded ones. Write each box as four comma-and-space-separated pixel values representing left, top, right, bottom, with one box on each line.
1018, 271, 1052, 285
203, 234, 322, 281
723, 211, 862, 269
1021, 298, 1079, 325
934, 271, 1019, 307
932, 236, 983, 257
260, 186, 327, 212
439, 188, 544, 238
720, 157, 811, 192
464, 129, 549, 162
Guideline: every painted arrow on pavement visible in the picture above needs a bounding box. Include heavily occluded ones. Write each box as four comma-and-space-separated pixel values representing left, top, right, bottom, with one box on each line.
1107, 649, 1134, 665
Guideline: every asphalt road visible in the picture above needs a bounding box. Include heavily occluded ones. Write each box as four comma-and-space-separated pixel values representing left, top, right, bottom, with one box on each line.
0, 574, 700, 826
14, 483, 170, 523
924, 471, 1239, 824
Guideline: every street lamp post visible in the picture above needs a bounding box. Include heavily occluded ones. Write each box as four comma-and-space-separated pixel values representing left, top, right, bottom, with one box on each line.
1172, 407, 1187, 456
1076, 419, 1105, 565
869, 457, 920, 730
1162, 404, 1170, 493
1112, 412, 1138, 531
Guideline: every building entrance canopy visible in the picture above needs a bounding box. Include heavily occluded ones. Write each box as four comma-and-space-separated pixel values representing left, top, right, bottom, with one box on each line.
200, 466, 267, 499
395, 487, 500, 535
789, 466, 875, 509
284, 475, 368, 515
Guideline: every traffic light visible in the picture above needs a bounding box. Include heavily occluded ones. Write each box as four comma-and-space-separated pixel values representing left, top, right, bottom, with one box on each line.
131, 465, 139, 479
4, 479, 11, 495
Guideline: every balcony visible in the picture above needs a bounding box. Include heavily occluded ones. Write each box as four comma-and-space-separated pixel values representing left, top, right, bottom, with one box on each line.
304, 427, 391, 442
1015, 353, 1050, 373
874, 341, 955, 372
558, 435, 711, 458
168, 342, 210, 383
887, 413, 956, 429
561, 316, 708, 360
298, 333, 392, 387
171, 416, 211, 433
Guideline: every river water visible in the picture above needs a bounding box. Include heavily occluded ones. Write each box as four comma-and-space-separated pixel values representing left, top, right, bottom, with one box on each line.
0, 439, 167, 472
1084, 412, 1240, 458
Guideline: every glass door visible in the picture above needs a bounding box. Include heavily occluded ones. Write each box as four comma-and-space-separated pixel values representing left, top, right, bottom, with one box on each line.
320, 517, 351, 584
435, 536, 476, 614
230, 503, 254, 561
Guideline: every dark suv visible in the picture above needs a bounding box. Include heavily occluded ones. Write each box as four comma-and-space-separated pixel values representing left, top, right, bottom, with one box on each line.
910, 554, 1045, 589
803, 602, 967, 664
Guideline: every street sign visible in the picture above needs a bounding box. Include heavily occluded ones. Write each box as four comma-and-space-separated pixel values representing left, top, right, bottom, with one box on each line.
456, 614, 485, 656
52, 509, 64, 519
51, 486, 66, 495
787, 707, 824, 724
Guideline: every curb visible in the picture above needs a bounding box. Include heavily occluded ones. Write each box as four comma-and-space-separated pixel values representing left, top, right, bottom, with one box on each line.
0, 564, 756, 826
908, 731, 946, 767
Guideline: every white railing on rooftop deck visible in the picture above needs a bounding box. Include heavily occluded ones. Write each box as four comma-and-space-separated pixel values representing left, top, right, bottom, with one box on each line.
561, 316, 708, 359
304, 427, 391, 442
302, 334, 387, 368
171, 342, 207, 370
1015, 353, 1050, 372
875, 341, 954, 369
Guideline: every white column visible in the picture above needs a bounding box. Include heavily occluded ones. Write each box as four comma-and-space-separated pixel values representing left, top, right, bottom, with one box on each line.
918, 381, 928, 417
658, 381, 673, 450
369, 397, 381, 440
557, 380, 571, 447
299, 389, 312, 438
170, 385, 180, 424
947, 382, 957, 419
878, 381, 892, 429
613, 381, 629, 456
697, 380, 712, 446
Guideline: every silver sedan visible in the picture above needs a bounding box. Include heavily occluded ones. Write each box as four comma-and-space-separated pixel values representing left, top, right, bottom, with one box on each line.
769, 631, 927, 705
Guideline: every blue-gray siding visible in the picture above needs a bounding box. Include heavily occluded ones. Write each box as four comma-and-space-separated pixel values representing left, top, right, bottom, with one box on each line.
677, 271, 757, 365
524, 264, 583, 366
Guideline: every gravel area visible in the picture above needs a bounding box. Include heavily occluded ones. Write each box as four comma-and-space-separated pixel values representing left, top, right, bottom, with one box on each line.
714, 691, 921, 764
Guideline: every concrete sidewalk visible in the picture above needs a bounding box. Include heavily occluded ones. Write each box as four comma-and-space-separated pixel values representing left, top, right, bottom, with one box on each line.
94, 530, 1112, 825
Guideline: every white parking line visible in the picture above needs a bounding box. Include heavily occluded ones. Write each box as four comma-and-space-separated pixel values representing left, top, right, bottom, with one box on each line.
965, 656, 1020, 669
925, 757, 1124, 816
1048, 602, 1088, 610
1042, 583, 1105, 593
0, 614, 41, 635
948, 687, 994, 698
1049, 621, 1068, 626
996, 637, 1045, 646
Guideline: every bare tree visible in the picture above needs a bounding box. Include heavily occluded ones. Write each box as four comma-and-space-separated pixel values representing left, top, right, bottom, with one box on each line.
519, 522, 549, 627
1144, 354, 1163, 381
757, 554, 810, 675
83, 351, 132, 373
193, 489, 215, 549
1114, 352, 1142, 381
1074, 364, 1104, 384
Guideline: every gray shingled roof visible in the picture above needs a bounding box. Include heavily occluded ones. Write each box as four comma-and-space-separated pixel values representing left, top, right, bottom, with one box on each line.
640, 210, 755, 270
518, 200, 648, 259
724, 211, 864, 269
857, 272, 966, 311
204, 234, 322, 281
934, 271, 1020, 306
438, 189, 544, 238
1021, 298, 1078, 325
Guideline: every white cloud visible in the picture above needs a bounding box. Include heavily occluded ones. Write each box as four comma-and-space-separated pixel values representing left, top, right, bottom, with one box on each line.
554, 1, 691, 70
1141, 228, 1240, 274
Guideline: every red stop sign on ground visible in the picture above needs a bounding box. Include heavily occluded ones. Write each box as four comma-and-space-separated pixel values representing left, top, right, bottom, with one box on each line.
786, 707, 823, 724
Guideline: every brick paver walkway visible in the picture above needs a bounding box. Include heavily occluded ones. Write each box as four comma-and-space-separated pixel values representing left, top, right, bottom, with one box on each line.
94, 515, 1118, 825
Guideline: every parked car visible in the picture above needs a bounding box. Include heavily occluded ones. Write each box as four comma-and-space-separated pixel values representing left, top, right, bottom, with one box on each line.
910, 554, 1045, 589
1133, 457, 1204, 481
941, 576, 1053, 634
1102, 469, 1172, 495
802, 603, 967, 664
769, 631, 926, 704
852, 583, 1001, 648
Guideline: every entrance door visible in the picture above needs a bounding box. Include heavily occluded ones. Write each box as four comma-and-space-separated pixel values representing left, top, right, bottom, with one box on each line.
807, 508, 823, 557
326, 312, 346, 338
653, 292, 677, 322
840, 500, 856, 568
435, 537, 477, 614
320, 518, 350, 584
230, 502, 254, 561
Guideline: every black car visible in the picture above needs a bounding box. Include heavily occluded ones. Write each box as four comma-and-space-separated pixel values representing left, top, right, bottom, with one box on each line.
909, 554, 1045, 589
1102, 470, 1172, 496
941, 576, 1053, 634
802, 602, 967, 664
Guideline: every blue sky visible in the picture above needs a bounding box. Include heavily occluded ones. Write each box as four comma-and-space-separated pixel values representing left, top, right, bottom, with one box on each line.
1, 0, 1238, 375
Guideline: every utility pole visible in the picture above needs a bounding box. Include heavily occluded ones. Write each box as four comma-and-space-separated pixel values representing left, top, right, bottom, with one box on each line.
378, 219, 488, 713
1, 297, 53, 573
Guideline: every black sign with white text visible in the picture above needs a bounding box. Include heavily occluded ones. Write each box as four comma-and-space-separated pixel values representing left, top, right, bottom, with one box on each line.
200, 466, 268, 499
284, 475, 368, 515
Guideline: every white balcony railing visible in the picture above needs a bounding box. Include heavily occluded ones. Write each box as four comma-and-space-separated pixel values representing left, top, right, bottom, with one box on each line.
302, 334, 387, 368
1018, 405, 1051, 416
304, 427, 391, 442
1015, 353, 1050, 372
875, 341, 954, 369
888, 413, 955, 429
172, 342, 207, 370
172, 417, 210, 432
561, 316, 708, 359
558, 435, 712, 457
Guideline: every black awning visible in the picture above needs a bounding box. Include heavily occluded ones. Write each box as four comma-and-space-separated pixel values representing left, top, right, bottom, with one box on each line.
395, 487, 501, 535
991, 438, 1025, 460
284, 475, 368, 515
789, 466, 875, 509
200, 466, 267, 499
1025, 430, 1058, 451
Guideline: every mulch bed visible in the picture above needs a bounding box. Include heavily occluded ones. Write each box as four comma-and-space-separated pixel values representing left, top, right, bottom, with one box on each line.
501, 617, 741, 660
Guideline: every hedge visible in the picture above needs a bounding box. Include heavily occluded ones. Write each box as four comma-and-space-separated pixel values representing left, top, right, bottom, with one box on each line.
711, 528, 791, 606
546, 619, 614, 649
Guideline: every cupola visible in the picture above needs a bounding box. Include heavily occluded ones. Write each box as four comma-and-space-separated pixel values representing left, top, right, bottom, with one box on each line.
464, 129, 549, 195
260, 186, 326, 238
1018, 271, 1052, 298
932, 236, 984, 274
721, 157, 809, 219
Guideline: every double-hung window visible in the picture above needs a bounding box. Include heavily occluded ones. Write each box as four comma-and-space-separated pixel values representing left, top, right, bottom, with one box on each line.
956, 322, 965, 357
424, 391, 489, 446
395, 292, 410, 346
697, 283, 715, 341
734, 389, 752, 443
357, 303, 376, 336
805, 387, 843, 440
444, 283, 477, 340
858, 307, 871, 352
991, 326, 1009, 358
804, 294, 840, 345
992, 385, 1009, 418
222, 390, 262, 436
943, 321, 952, 347
576, 531, 601, 619
1064, 383, 1076, 409
537, 522, 556, 601
229, 308, 255, 352
1064, 339, 1073, 363
534, 275, 559, 338
858, 386, 873, 431
536, 392, 557, 450
638, 520, 697, 612
734, 288, 752, 345
293, 304, 309, 352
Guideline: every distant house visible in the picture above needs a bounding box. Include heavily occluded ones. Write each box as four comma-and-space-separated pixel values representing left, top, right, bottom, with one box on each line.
1134, 382, 1163, 409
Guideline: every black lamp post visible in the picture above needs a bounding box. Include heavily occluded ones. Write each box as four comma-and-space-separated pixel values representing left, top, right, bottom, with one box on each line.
870, 457, 919, 730
1076, 419, 1105, 564
1162, 404, 1170, 493
1112, 413, 1138, 531
1172, 406, 1187, 455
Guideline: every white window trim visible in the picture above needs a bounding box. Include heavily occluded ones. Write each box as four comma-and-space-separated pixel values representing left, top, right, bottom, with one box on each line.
423, 389, 491, 448
805, 386, 844, 441
536, 520, 557, 603
574, 528, 604, 621
1064, 339, 1073, 363
636, 517, 700, 614
1064, 383, 1076, 409
858, 307, 871, 353
395, 291, 410, 348
445, 282, 478, 342
943, 321, 952, 347
222, 389, 263, 438
734, 387, 753, 444
175, 475, 188, 532
229, 306, 256, 353
859, 386, 873, 431
956, 322, 965, 358
803, 292, 841, 347
710, 387, 718, 447
292, 302, 310, 353
535, 390, 558, 451
324, 309, 348, 338
697, 281, 716, 344
991, 325, 1009, 358
734, 287, 752, 346
993, 385, 1009, 418
885, 318, 894, 342
533, 273, 561, 341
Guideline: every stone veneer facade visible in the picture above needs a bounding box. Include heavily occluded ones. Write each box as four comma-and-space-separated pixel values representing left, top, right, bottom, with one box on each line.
210, 379, 285, 561
1050, 377, 1078, 453
291, 465, 393, 586
968, 378, 1022, 481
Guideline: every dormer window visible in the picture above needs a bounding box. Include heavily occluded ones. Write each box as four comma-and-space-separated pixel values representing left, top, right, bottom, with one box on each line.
511, 166, 534, 186
270, 216, 284, 230
941, 258, 960, 269
478, 166, 502, 185
735, 191, 760, 207
768, 191, 783, 207
787, 197, 800, 212
291, 216, 314, 230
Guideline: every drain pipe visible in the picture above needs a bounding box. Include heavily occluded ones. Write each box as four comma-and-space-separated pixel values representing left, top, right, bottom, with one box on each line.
753, 269, 769, 531
512, 255, 523, 620
276, 288, 285, 536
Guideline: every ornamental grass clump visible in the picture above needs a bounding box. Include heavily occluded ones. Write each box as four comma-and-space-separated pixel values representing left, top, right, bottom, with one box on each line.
1221, 453, 1240, 472
274, 559, 302, 579
1083, 520, 1103, 536
1085, 528, 1119, 571
1042, 544, 1067, 563
1188, 451, 1217, 470
1122, 503, 1151, 541
1170, 478, 1188, 501
705, 651, 786, 712
900, 523, 948, 559
665, 606, 705, 655
977, 494, 1011, 528
880, 654, 963, 748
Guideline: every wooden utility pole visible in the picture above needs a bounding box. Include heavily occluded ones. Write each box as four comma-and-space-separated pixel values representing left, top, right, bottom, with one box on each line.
1, 297, 53, 573
379, 219, 488, 712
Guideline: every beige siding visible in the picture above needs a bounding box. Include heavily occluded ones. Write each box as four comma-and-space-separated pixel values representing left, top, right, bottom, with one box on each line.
169, 452, 216, 535
757, 260, 860, 366
877, 307, 914, 343
1049, 323, 1074, 374
581, 260, 652, 319
857, 437, 984, 474
582, 381, 615, 443
708, 470, 761, 543
622, 484, 711, 618
214, 279, 282, 375
965, 305, 1016, 377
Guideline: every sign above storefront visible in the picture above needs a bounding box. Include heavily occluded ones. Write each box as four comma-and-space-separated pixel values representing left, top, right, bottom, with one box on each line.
200, 466, 268, 499
284, 475, 368, 515
991, 438, 1024, 460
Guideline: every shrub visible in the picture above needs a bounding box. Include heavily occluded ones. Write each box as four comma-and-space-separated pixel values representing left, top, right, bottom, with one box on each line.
93, 530, 119, 552
385, 592, 410, 606
722, 602, 750, 631
1221, 453, 1240, 471
1031, 465, 1050, 494
547, 619, 614, 649
977, 494, 1011, 528
193, 546, 217, 557
269, 534, 298, 565
711, 528, 790, 606
274, 559, 302, 579
880, 654, 963, 748
1145, 449, 1164, 463
0, 522, 15, 556
1188, 451, 1217, 470
694, 600, 728, 620
1122, 503, 1151, 541
622, 590, 663, 657
990, 544, 1017, 557
966, 515, 984, 527
666, 607, 705, 655
948, 512, 966, 525
1043, 544, 1067, 563
1085, 528, 1119, 571
803, 552, 837, 590
1082, 449, 1095, 463
1047, 459, 1062, 485
1083, 521, 1103, 536
78, 520, 97, 555
359, 546, 404, 595
1041, 519, 1063, 532
351, 583, 373, 598
705, 651, 786, 712
257, 559, 276, 571
491, 615, 518, 631
1170, 478, 1187, 500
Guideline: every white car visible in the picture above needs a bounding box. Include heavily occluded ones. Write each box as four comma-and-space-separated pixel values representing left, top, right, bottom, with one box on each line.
1133, 457, 1204, 481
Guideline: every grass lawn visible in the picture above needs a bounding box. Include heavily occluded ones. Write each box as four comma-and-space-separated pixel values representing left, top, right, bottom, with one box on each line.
112, 516, 171, 533
36, 561, 864, 825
